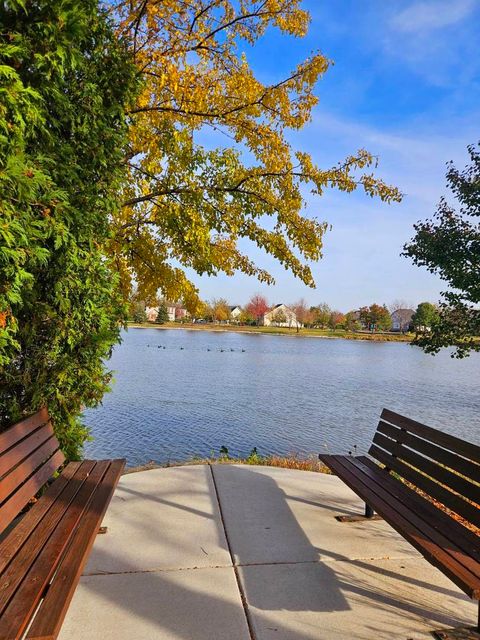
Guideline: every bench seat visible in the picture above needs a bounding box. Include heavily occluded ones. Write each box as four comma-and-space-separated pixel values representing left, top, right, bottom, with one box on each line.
0, 410, 124, 640
319, 408, 480, 636
321, 454, 480, 598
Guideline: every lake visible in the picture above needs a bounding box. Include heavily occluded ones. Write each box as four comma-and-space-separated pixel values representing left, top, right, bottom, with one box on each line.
84, 328, 480, 466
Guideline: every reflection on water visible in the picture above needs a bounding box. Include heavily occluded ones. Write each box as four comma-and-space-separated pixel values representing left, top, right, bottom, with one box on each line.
84, 328, 480, 466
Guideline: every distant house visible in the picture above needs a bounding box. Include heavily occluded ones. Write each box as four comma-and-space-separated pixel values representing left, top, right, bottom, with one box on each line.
145, 303, 187, 322
145, 306, 158, 322
263, 303, 300, 328
391, 308, 414, 332
229, 305, 242, 320
175, 306, 188, 320
166, 305, 176, 322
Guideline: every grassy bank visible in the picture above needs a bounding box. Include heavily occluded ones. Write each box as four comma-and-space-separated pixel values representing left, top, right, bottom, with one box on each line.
124, 452, 332, 475
127, 321, 413, 342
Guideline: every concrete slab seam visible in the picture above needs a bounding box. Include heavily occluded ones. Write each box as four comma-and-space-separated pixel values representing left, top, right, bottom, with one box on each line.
83, 554, 418, 578
209, 464, 257, 640
83, 563, 234, 577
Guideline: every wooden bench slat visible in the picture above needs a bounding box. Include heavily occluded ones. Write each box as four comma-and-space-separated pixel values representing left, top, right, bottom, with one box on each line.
344, 456, 480, 581
0, 409, 49, 457
0, 450, 65, 537
327, 452, 480, 577
371, 433, 479, 505
0, 461, 81, 575
381, 408, 480, 464
376, 420, 480, 481
370, 444, 480, 528
0, 461, 97, 616
0, 408, 124, 640
358, 456, 480, 562
325, 455, 480, 598
0, 422, 55, 479
0, 437, 59, 505
0, 460, 110, 640
26, 459, 125, 640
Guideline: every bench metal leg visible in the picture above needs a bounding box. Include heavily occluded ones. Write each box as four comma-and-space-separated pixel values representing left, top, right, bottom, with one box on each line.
335, 503, 383, 523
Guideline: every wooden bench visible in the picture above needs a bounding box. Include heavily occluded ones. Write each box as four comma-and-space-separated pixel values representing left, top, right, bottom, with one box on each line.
319, 408, 480, 639
0, 408, 125, 640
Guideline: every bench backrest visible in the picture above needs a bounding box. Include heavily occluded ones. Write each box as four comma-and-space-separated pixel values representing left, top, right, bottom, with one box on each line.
0, 408, 65, 534
369, 408, 480, 529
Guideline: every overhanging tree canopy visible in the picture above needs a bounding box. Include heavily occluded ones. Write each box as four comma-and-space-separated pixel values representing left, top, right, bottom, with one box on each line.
109, 0, 401, 308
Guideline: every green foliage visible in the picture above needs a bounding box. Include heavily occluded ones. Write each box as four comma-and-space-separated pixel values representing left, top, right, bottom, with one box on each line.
344, 311, 361, 331
404, 143, 480, 357
359, 304, 392, 331
310, 303, 331, 328
245, 447, 265, 465
0, 1, 138, 458
238, 308, 255, 325
328, 311, 345, 329
132, 302, 147, 323
411, 303, 439, 334
155, 303, 169, 324
187, 446, 326, 471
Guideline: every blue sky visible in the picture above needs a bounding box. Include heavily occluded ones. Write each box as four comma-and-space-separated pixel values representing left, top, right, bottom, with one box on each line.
190, 0, 480, 311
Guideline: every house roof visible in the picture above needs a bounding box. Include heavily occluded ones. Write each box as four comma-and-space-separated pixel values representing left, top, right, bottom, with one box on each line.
265, 303, 295, 315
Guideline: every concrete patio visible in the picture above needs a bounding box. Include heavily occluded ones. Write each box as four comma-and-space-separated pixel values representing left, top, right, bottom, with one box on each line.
59, 464, 476, 640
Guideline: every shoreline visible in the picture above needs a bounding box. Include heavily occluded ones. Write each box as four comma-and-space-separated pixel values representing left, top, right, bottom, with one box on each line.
123, 453, 331, 475
126, 322, 413, 343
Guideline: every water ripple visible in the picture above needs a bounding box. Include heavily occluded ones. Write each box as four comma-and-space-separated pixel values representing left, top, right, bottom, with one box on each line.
84, 328, 480, 466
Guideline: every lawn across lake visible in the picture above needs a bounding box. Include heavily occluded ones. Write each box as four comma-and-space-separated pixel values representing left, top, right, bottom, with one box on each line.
127, 321, 413, 342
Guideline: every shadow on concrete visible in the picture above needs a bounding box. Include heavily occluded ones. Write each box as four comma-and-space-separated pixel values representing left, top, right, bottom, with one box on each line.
120, 484, 214, 520
211, 465, 473, 633
212, 464, 349, 612
284, 492, 359, 514
75, 547, 322, 640
315, 543, 467, 600
68, 465, 474, 640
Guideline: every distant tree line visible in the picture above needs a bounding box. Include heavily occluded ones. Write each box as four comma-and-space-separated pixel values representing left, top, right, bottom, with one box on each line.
130, 292, 443, 335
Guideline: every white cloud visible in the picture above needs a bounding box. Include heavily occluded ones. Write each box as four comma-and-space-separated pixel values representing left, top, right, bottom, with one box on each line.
296, 108, 477, 207
391, 0, 476, 34
380, 0, 480, 85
